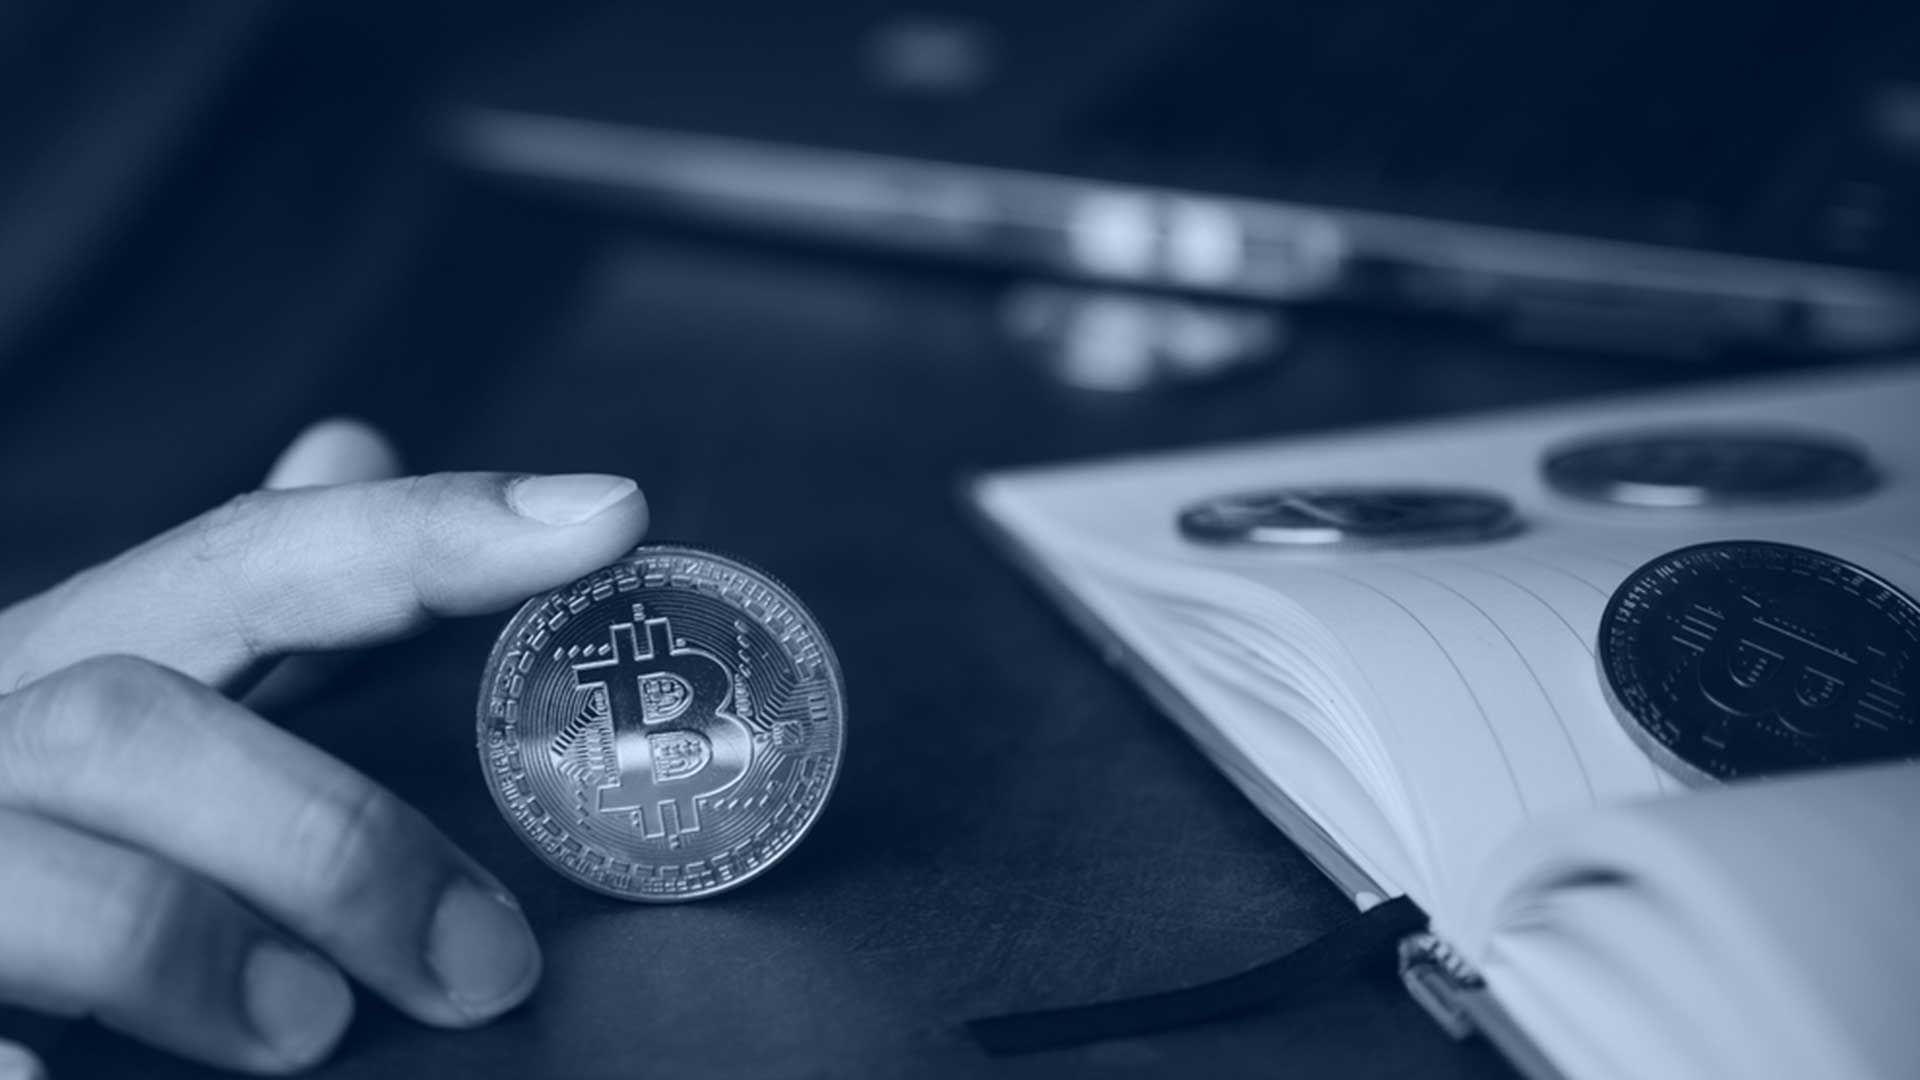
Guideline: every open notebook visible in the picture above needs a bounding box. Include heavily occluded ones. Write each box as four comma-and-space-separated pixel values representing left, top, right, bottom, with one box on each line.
970, 362, 1920, 1079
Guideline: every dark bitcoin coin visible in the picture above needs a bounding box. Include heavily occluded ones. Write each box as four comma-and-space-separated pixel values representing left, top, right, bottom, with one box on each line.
1179, 487, 1520, 548
1598, 540, 1920, 784
1544, 428, 1878, 508
478, 547, 846, 900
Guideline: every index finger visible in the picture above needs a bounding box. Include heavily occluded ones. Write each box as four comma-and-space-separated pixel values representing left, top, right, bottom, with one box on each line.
0, 656, 540, 1031
0, 471, 647, 691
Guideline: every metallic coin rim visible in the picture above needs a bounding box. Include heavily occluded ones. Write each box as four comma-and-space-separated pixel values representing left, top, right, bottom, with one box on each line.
1595, 648, 1717, 788
1596, 538, 1920, 787
1542, 427, 1880, 508
1178, 485, 1523, 549
475, 544, 848, 902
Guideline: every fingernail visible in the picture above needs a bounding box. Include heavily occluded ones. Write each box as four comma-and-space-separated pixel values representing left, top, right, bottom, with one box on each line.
243, 941, 352, 1068
428, 881, 541, 1021
507, 474, 638, 526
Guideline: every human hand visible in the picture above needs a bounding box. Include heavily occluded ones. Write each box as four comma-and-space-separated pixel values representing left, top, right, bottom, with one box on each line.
0, 420, 648, 1075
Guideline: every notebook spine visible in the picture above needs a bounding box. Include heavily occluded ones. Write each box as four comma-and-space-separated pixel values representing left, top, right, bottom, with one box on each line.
1397, 933, 1483, 1040
1398, 933, 1567, 1080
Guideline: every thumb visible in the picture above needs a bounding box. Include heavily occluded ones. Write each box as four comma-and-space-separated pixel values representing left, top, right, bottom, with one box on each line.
264, 417, 404, 490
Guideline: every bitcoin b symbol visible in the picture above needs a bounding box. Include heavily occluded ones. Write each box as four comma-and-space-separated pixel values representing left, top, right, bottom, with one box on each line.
571, 617, 752, 837
1697, 608, 1857, 738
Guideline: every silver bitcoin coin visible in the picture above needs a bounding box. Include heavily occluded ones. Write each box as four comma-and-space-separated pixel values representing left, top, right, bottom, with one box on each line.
1598, 540, 1920, 785
1179, 487, 1520, 548
1543, 428, 1878, 508
477, 546, 846, 901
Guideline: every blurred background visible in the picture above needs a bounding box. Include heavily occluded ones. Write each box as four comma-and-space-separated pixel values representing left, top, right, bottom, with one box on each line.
3, 2, 1919, 1076
8, 0, 1920, 566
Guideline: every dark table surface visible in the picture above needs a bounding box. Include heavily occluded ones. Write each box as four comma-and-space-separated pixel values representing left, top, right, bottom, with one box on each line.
0, 154, 1802, 1078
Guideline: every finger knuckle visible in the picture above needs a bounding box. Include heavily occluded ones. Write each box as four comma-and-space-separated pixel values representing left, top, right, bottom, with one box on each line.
191, 492, 291, 659
397, 473, 499, 584
285, 778, 412, 917
58, 653, 179, 710
390, 475, 465, 601
0, 656, 181, 791
191, 491, 282, 568
88, 856, 203, 1000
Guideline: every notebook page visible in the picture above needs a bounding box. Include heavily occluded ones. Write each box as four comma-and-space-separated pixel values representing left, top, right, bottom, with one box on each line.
985, 503, 1421, 900
1456, 761, 1920, 1080
972, 360, 1920, 922
1162, 508, 1920, 923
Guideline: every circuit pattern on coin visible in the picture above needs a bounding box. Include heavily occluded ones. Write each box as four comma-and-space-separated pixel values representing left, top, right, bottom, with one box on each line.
478, 547, 845, 900
1598, 540, 1920, 784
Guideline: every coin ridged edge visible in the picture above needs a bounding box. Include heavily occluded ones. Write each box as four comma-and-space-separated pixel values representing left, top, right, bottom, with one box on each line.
1177, 486, 1524, 549
475, 544, 849, 902
1543, 428, 1881, 508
